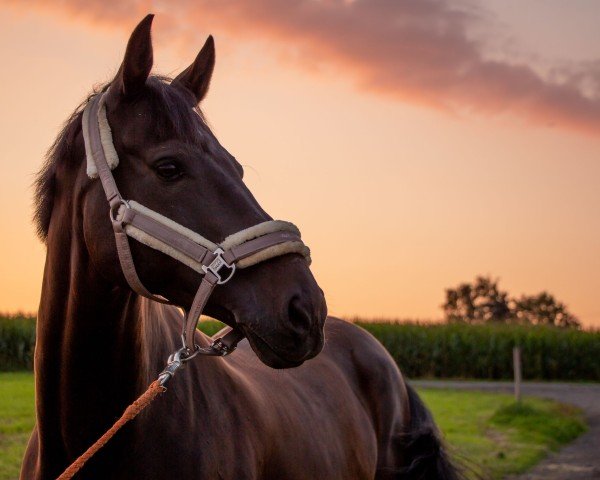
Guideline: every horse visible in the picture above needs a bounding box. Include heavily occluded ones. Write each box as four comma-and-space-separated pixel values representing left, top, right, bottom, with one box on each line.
22, 14, 462, 480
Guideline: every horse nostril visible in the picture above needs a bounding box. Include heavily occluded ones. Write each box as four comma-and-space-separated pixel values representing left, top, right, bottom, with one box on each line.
287, 296, 312, 335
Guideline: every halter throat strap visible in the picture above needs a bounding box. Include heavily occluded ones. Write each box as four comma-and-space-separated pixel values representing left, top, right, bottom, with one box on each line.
82, 92, 311, 357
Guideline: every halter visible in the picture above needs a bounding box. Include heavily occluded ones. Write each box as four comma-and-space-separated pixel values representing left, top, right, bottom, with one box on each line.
82, 92, 310, 384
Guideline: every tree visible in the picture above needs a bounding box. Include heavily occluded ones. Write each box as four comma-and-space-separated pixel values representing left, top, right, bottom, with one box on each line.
512, 292, 580, 328
442, 277, 581, 328
443, 276, 511, 324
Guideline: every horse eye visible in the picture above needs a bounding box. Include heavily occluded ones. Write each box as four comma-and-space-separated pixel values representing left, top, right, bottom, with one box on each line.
154, 161, 183, 180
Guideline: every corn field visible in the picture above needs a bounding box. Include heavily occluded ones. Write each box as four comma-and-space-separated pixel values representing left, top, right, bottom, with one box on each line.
0, 314, 36, 371
1, 314, 598, 380
357, 321, 600, 380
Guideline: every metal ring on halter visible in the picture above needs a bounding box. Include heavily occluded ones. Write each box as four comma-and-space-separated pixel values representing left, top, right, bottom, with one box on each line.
179, 343, 202, 362
109, 199, 130, 225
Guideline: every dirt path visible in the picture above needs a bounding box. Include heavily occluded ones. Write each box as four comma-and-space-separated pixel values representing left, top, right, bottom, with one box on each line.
412, 380, 600, 479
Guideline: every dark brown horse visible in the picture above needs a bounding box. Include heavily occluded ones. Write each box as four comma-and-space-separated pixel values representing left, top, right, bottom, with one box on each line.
22, 15, 461, 480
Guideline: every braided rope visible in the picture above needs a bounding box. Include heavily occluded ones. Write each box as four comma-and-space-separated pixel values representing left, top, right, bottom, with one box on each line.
56, 380, 166, 480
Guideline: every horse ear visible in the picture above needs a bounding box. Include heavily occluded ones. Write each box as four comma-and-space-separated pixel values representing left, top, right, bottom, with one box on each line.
172, 36, 215, 103
108, 14, 154, 102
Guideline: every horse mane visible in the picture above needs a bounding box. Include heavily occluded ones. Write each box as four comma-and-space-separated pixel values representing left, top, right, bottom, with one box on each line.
33, 76, 208, 242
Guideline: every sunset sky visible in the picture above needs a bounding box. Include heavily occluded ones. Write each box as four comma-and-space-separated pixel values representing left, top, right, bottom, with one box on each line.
0, 1, 599, 326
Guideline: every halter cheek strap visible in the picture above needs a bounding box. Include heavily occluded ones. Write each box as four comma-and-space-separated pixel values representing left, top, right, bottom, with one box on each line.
82, 92, 311, 373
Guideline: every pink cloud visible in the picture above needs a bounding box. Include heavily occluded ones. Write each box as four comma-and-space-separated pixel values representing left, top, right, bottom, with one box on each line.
4, 0, 600, 135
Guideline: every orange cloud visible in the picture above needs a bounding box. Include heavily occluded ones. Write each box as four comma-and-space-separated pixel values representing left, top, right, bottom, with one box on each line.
4, 0, 600, 136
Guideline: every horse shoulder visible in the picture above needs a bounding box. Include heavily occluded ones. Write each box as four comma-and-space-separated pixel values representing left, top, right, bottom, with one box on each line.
323, 317, 406, 387
322, 318, 411, 464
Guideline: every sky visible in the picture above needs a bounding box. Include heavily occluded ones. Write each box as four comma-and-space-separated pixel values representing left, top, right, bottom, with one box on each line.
0, 1, 599, 326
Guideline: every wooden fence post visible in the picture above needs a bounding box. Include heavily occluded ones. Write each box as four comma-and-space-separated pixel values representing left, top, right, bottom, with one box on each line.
513, 346, 522, 403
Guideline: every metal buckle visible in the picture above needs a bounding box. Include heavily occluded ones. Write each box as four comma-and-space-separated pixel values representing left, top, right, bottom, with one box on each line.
202, 248, 236, 285
209, 337, 237, 356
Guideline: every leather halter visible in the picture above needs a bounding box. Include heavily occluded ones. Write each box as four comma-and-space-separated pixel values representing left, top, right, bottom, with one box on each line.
82, 92, 311, 383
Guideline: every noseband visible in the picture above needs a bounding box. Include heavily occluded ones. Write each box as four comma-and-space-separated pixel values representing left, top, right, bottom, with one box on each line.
82, 92, 310, 383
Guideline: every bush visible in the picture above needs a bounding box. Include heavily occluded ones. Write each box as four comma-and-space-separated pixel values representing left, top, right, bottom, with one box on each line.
356, 321, 600, 381
490, 401, 586, 447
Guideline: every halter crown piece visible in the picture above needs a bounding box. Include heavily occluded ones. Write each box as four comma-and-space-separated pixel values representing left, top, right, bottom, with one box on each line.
82, 91, 311, 385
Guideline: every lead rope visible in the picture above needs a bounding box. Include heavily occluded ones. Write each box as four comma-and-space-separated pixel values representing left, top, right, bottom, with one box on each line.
57, 381, 166, 480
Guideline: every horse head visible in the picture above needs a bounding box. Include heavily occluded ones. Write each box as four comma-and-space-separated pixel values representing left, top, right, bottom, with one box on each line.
80, 15, 327, 368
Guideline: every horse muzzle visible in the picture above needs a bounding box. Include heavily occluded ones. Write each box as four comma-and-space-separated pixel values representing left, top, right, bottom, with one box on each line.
232, 266, 327, 368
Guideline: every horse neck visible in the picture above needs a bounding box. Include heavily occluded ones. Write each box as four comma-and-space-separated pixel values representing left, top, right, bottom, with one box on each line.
34, 206, 164, 461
